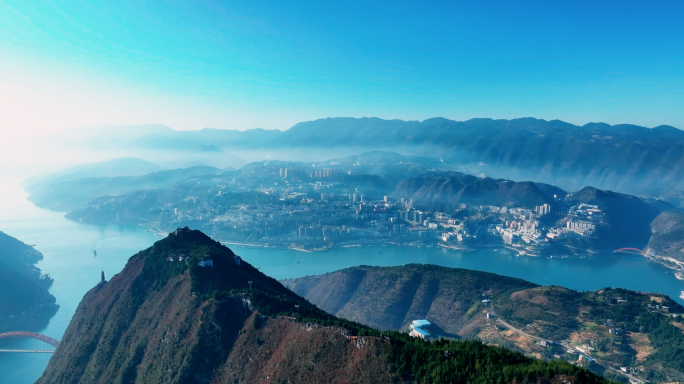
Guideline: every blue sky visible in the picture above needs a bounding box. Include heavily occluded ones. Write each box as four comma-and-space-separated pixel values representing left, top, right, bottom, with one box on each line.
1, 0, 683, 136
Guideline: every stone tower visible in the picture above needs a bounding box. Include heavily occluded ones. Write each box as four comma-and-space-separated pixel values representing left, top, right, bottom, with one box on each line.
100, 270, 106, 283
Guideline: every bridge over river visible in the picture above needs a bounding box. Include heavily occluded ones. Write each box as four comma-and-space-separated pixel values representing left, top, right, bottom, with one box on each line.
614, 247, 647, 256
0, 332, 59, 353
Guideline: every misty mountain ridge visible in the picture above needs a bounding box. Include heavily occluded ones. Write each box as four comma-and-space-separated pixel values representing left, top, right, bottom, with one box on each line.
325, 150, 445, 167
127, 134, 225, 153
27, 166, 225, 211
22, 157, 162, 193
41, 117, 684, 205
35, 124, 176, 150
44, 117, 683, 150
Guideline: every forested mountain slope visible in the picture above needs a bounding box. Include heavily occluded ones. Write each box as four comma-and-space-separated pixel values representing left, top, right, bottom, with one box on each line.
0, 231, 58, 332
282, 264, 537, 336
284, 264, 684, 382
37, 229, 613, 384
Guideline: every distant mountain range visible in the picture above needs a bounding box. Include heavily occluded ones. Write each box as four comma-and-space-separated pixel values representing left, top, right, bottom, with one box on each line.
27, 165, 225, 211
258, 117, 684, 205
22, 157, 162, 193
45, 117, 684, 205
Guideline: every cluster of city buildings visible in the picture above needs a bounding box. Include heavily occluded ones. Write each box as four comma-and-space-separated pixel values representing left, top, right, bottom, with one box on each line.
160, 183, 608, 254
100, 163, 610, 254
481, 202, 606, 254
204, 194, 454, 249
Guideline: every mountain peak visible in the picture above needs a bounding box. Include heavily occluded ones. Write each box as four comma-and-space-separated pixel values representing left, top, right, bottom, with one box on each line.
37, 230, 617, 384
165, 226, 223, 247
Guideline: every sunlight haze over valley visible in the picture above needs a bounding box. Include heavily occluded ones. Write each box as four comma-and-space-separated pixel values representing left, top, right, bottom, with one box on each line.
1, 1, 684, 384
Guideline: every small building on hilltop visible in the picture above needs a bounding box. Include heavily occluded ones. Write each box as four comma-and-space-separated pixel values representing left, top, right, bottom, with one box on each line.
409, 319, 432, 340
410, 327, 430, 340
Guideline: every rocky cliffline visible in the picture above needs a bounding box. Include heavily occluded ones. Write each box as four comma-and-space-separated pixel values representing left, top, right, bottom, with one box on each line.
37, 229, 615, 384
36, 228, 400, 384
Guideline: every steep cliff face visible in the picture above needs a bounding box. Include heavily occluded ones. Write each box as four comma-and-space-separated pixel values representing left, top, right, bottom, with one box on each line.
35, 228, 402, 384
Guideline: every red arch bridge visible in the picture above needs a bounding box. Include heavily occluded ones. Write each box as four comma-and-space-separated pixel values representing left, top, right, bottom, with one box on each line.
0, 331, 60, 353
614, 248, 647, 256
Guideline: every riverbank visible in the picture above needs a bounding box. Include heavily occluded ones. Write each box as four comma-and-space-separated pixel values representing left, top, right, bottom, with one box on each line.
219, 241, 324, 252
644, 252, 684, 277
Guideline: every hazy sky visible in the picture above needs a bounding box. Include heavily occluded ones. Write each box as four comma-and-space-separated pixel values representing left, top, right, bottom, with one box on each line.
1, 0, 683, 140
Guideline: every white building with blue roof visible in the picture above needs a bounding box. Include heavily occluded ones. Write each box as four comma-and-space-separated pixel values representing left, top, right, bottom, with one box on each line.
409, 319, 432, 340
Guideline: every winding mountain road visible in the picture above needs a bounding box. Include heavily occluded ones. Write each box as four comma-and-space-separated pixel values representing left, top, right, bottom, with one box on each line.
489, 307, 645, 384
